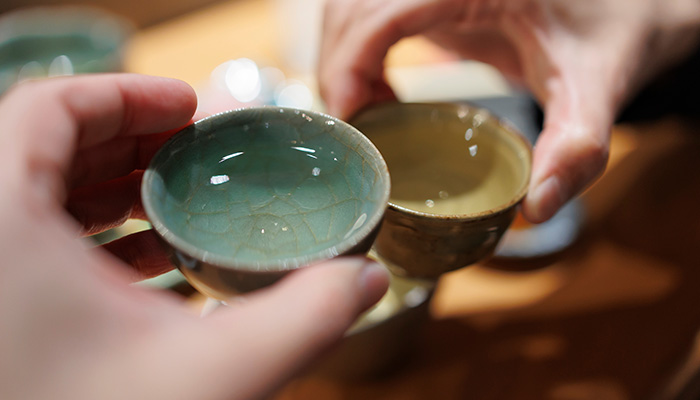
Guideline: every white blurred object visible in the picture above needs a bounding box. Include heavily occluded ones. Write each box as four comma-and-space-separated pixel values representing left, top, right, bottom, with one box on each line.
259, 66, 286, 104
197, 58, 316, 114
275, 78, 314, 109
48, 55, 74, 77
224, 58, 262, 103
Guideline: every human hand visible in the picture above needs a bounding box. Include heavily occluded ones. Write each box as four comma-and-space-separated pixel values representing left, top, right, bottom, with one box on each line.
0, 74, 388, 400
318, 0, 700, 222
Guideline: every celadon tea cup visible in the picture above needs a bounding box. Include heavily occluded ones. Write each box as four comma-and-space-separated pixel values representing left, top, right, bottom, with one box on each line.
142, 107, 390, 298
350, 102, 532, 279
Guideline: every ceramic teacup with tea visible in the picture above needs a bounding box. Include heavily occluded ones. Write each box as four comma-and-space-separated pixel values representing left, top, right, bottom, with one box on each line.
351, 102, 532, 279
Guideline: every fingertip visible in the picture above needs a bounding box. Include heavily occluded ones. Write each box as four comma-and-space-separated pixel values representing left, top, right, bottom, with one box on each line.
132, 74, 198, 124
522, 175, 568, 223
524, 117, 610, 224
324, 93, 357, 122
357, 260, 390, 310
169, 76, 198, 111
270, 256, 390, 335
294, 256, 389, 311
327, 76, 396, 121
323, 74, 367, 121
324, 100, 348, 121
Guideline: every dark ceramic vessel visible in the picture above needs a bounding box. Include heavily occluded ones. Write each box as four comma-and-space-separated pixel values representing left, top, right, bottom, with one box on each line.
351, 102, 532, 279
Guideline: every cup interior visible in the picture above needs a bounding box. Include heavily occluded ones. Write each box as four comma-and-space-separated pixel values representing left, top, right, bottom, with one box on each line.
351, 102, 531, 218
142, 107, 390, 271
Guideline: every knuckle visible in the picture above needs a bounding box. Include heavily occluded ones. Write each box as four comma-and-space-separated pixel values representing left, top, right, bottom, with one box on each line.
577, 127, 610, 173
562, 124, 611, 188
555, 122, 610, 169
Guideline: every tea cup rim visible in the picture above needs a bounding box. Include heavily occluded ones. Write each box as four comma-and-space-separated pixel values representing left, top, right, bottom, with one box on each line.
352, 101, 532, 222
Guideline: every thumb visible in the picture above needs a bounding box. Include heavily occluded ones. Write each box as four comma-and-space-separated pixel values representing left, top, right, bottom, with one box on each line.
522, 80, 613, 223
190, 257, 389, 400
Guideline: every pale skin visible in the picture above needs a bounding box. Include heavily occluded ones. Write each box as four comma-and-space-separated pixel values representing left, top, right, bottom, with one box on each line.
0, 74, 389, 400
318, 0, 700, 223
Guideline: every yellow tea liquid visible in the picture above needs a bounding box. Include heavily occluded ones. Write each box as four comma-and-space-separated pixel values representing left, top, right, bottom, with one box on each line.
353, 105, 528, 216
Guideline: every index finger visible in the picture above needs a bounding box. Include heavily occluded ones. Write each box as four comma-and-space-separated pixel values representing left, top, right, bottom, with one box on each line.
318, 0, 462, 119
0, 74, 197, 202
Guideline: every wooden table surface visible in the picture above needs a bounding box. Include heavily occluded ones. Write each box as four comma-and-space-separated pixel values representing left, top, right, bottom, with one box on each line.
125, 1, 700, 398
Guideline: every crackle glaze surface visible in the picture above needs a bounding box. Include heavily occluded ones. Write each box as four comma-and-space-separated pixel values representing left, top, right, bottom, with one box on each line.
143, 107, 389, 274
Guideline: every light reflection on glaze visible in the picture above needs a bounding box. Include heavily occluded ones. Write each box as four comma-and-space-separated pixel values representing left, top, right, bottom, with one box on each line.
219, 152, 244, 163
209, 175, 230, 185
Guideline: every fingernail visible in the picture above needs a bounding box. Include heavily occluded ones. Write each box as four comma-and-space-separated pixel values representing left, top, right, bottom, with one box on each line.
527, 176, 567, 223
357, 260, 390, 310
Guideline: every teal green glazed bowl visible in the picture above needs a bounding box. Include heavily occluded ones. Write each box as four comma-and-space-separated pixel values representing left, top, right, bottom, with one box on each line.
142, 107, 391, 298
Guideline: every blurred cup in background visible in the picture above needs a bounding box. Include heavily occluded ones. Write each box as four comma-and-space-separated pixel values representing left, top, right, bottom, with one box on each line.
0, 6, 133, 94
